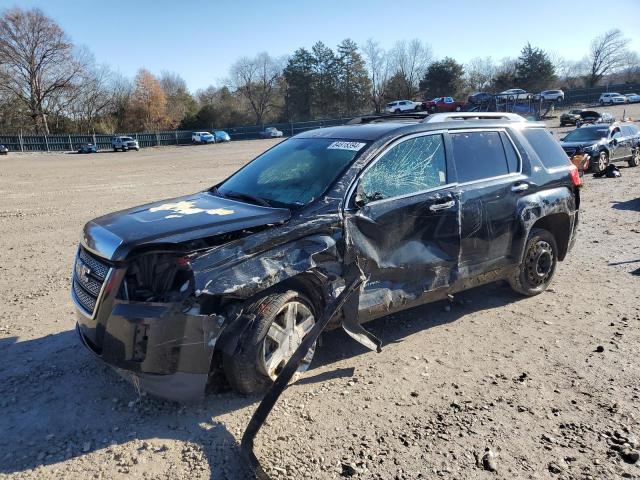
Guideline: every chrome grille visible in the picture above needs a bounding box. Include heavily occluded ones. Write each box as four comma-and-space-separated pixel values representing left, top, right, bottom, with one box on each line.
72, 247, 111, 317
73, 278, 97, 313
78, 247, 109, 279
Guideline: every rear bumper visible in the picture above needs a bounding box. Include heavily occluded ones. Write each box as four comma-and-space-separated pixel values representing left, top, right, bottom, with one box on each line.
75, 300, 226, 401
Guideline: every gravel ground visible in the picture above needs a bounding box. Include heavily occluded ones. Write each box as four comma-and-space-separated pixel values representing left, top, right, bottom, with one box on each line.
1, 104, 639, 480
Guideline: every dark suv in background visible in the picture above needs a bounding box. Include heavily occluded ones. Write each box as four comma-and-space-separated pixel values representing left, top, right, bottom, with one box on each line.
560, 123, 640, 173
72, 112, 580, 401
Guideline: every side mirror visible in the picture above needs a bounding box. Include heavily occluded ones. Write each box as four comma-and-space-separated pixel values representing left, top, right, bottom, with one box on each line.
611, 138, 618, 146
354, 180, 367, 208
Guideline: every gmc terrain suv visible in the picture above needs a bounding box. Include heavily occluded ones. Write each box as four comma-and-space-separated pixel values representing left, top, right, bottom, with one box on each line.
72, 112, 580, 401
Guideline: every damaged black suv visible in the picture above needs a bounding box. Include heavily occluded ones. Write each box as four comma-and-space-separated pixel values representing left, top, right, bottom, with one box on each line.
72, 112, 580, 401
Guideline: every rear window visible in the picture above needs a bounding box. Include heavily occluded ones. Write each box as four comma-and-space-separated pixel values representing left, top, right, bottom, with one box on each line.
451, 131, 512, 182
521, 128, 570, 169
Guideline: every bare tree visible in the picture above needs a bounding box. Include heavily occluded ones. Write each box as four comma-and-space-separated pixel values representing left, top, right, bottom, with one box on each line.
0, 7, 83, 133
362, 39, 392, 113
390, 39, 432, 99
550, 53, 588, 89
66, 50, 116, 133
620, 51, 640, 83
464, 57, 496, 92
586, 29, 630, 87
230, 52, 284, 124
160, 71, 197, 129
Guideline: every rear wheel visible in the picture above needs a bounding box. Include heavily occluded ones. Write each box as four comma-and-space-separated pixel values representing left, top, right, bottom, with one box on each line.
591, 150, 609, 173
455, 105, 462, 112
394, 109, 401, 114
629, 148, 640, 167
223, 290, 317, 394
509, 228, 558, 296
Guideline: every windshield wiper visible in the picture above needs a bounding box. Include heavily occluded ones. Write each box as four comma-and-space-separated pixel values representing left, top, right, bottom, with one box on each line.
220, 190, 273, 208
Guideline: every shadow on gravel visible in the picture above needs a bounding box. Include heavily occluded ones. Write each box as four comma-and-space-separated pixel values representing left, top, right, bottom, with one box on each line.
312, 280, 520, 370
612, 197, 640, 211
0, 281, 519, 479
0, 331, 256, 479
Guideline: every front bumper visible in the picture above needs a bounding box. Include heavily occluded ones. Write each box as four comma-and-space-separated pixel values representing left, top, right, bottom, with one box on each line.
75, 299, 226, 401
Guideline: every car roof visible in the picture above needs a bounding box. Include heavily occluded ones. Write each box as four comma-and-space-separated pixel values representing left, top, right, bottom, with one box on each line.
295, 114, 539, 142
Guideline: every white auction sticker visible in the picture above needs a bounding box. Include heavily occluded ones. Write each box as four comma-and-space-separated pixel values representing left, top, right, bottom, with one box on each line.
327, 141, 366, 151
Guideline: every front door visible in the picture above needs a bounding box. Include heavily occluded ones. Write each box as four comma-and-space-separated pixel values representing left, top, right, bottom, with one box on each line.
343, 132, 461, 322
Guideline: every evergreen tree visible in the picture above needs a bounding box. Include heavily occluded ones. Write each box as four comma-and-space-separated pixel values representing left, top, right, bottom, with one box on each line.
336, 39, 371, 116
283, 48, 314, 121
311, 41, 339, 118
419, 57, 464, 99
515, 43, 556, 92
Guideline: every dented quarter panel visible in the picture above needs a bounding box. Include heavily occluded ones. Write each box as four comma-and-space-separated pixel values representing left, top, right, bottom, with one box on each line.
513, 185, 577, 262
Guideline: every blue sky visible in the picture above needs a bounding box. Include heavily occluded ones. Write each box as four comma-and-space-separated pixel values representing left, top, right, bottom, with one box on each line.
3, 0, 639, 91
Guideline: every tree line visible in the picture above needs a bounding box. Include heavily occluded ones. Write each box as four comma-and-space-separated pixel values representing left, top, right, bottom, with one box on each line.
1, 7, 639, 135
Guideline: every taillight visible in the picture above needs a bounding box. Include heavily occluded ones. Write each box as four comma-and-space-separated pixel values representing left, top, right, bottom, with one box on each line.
569, 165, 581, 187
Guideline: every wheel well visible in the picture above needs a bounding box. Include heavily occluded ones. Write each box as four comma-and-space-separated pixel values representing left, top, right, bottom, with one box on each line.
530, 214, 571, 261
277, 272, 327, 317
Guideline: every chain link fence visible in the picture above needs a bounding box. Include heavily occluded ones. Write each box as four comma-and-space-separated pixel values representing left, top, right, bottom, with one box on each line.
0, 118, 354, 153
2, 83, 639, 153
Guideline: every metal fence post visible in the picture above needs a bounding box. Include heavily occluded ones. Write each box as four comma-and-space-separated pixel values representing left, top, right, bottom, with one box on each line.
68, 134, 72, 151
155, 132, 159, 146
175, 131, 178, 145
44, 135, 49, 152
19, 132, 24, 152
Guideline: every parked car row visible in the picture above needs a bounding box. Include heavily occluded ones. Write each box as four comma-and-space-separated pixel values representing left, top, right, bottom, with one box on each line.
599, 92, 640, 104
191, 130, 231, 144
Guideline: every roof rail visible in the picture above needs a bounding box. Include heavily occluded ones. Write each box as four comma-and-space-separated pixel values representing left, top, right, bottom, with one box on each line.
347, 112, 430, 124
423, 112, 527, 123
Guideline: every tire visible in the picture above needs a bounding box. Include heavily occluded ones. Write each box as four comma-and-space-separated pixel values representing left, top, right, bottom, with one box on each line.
113, 147, 117, 152
455, 105, 462, 112
591, 150, 609, 173
629, 148, 640, 167
509, 228, 558, 296
394, 109, 401, 114
560, 122, 565, 127
223, 290, 317, 394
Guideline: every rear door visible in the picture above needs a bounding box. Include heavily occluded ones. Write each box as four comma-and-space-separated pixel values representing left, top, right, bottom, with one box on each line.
610, 127, 628, 160
450, 129, 523, 277
344, 132, 460, 321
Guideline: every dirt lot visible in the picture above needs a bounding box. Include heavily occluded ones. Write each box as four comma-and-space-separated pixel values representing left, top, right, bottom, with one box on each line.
1, 105, 640, 480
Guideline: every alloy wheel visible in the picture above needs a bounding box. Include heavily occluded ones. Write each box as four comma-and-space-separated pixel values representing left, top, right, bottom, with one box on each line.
260, 301, 315, 380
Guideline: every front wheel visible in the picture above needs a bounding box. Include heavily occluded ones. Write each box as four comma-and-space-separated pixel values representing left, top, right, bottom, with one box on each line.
223, 290, 317, 394
509, 228, 558, 296
455, 105, 462, 112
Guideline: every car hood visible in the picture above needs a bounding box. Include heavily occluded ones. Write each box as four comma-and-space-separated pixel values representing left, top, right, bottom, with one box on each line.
82, 192, 291, 261
560, 140, 602, 150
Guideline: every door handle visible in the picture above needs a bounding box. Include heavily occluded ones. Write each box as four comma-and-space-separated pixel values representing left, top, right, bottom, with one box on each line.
429, 200, 455, 212
511, 182, 529, 192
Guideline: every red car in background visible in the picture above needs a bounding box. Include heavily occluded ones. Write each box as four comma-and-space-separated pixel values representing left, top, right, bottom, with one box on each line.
423, 96, 465, 112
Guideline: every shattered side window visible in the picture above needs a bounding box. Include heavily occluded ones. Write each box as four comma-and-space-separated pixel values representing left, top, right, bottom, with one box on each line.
360, 134, 447, 202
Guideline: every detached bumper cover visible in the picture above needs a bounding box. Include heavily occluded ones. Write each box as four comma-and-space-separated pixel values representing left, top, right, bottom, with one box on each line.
76, 301, 225, 401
